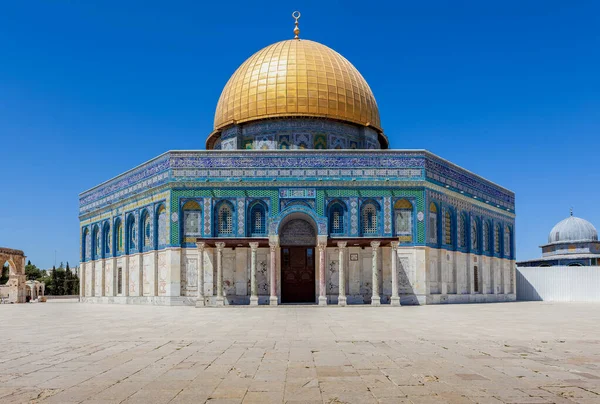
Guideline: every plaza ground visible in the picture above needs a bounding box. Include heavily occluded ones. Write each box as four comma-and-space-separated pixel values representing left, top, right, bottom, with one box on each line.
1, 302, 599, 404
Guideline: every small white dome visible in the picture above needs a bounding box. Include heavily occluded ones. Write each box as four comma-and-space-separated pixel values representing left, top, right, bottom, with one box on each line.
548, 215, 598, 243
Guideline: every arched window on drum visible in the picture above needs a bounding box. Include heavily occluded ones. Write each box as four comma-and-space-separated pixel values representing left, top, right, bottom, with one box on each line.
394, 199, 413, 242
182, 200, 202, 241
328, 200, 346, 236
215, 200, 235, 237
361, 201, 379, 236
248, 201, 267, 236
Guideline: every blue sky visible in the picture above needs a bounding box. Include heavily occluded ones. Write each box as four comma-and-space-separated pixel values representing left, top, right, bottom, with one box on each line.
1, 1, 598, 268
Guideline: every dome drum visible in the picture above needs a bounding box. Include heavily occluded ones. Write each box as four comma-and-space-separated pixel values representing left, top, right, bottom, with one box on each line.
208, 117, 383, 150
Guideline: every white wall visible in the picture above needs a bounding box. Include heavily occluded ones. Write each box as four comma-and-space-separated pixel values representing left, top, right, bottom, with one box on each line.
517, 266, 600, 302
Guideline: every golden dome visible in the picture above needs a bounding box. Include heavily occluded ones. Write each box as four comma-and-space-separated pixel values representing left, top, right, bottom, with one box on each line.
213, 39, 382, 132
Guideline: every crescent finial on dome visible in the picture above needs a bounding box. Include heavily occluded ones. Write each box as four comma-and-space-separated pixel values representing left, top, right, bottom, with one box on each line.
293, 11, 301, 39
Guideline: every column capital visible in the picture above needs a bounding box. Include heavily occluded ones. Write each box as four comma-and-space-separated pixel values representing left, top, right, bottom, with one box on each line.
337, 241, 347, 249
268, 241, 278, 251
370, 240, 380, 249
215, 242, 225, 251
195, 241, 206, 251
249, 242, 259, 251
390, 241, 399, 250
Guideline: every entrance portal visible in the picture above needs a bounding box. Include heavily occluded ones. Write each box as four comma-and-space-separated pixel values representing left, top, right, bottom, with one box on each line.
281, 247, 315, 303
279, 217, 317, 303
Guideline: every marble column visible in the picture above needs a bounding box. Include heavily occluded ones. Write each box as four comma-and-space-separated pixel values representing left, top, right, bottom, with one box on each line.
318, 239, 327, 306
390, 241, 400, 306
269, 240, 278, 306
215, 242, 225, 306
337, 242, 347, 306
195, 242, 205, 307
371, 241, 381, 306
249, 242, 259, 306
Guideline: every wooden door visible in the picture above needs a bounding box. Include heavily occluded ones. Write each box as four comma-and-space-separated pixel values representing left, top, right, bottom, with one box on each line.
281, 247, 315, 303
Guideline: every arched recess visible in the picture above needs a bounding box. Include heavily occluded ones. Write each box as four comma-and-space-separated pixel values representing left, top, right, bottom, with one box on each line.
125, 213, 137, 254
182, 200, 202, 242
568, 262, 584, 267
214, 200, 235, 237
140, 209, 151, 250
504, 225, 513, 259
360, 199, 380, 237
394, 199, 413, 242
278, 211, 318, 304
82, 227, 89, 262
443, 207, 454, 247
470, 216, 480, 253
494, 222, 502, 256
483, 220, 491, 253
247, 200, 268, 237
458, 212, 467, 249
92, 225, 100, 260
155, 204, 168, 248
114, 218, 123, 255
102, 221, 111, 258
327, 199, 347, 236
428, 202, 439, 245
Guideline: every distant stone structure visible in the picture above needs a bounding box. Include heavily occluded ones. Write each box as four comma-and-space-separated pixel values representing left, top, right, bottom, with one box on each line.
518, 210, 600, 267
0, 248, 27, 303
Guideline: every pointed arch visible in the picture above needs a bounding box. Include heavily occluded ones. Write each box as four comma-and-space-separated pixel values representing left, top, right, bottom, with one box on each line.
126, 213, 137, 254
394, 199, 413, 242
102, 221, 111, 258
214, 200, 235, 237
327, 199, 347, 235
247, 200, 268, 236
141, 209, 151, 249
92, 224, 100, 260
458, 212, 467, 248
114, 217, 123, 254
182, 199, 202, 239
428, 202, 439, 244
156, 204, 168, 248
470, 216, 480, 252
360, 199, 380, 236
443, 207, 454, 246
82, 227, 89, 261
494, 222, 501, 255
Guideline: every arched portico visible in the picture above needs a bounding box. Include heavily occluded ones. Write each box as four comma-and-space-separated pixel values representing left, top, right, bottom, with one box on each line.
0, 248, 26, 303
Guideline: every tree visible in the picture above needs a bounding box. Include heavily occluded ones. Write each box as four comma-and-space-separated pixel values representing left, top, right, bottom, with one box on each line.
25, 261, 43, 281
64, 262, 73, 295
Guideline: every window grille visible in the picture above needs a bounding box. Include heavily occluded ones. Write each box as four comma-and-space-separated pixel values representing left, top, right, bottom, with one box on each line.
494, 224, 501, 254
250, 203, 266, 235
504, 227, 511, 256
471, 220, 478, 251
330, 204, 344, 234
474, 266, 479, 293
428, 203, 437, 243
362, 204, 377, 235
444, 210, 452, 245
458, 215, 466, 248
483, 222, 490, 251
219, 204, 233, 235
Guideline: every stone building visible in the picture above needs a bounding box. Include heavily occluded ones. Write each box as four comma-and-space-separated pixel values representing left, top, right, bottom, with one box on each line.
0, 248, 27, 303
518, 211, 600, 267
78, 14, 516, 306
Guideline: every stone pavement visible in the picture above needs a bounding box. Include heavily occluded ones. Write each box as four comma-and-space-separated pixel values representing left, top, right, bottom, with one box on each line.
1, 302, 599, 404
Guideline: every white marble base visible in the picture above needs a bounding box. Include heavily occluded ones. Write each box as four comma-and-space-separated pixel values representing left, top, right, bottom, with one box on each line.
249, 295, 259, 306
318, 296, 327, 306
390, 296, 400, 306
338, 296, 347, 306
269, 296, 278, 306
371, 296, 381, 306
